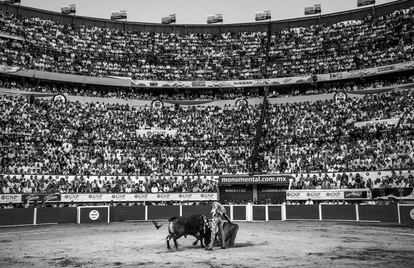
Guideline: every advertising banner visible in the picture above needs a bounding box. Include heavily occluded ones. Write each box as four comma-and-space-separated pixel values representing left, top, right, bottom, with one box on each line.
60, 192, 217, 202
0, 65, 20, 73
219, 175, 291, 185
22, 193, 61, 203
130, 61, 414, 89
354, 118, 400, 128
286, 189, 368, 200
0, 194, 22, 204
135, 129, 178, 137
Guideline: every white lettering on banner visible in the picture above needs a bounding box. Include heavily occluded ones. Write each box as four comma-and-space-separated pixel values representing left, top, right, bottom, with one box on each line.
0, 194, 22, 204
410, 209, 414, 220
220, 176, 289, 184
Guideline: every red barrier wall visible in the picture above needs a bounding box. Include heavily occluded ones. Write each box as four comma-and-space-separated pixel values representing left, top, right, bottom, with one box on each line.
253, 206, 266, 221
0, 208, 34, 226
322, 205, 356, 221
358, 204, 398, 223
398, 205, 414, 225
147, 205, 179, 220
77, 206, 109, 224
110, 206, 145, 222
232, 206, 246, 221
0, 204, 410, 226
182, 205, 211, 217
268, 206, 282, 220
37, 207, 77, 224
286, 205, 319, 220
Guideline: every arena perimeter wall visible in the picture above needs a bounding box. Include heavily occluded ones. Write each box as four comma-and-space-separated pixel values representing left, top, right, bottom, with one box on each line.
1, 204, 413, 227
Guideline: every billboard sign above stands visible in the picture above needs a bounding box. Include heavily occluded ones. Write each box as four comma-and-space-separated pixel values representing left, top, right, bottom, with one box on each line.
219, 174, 291, 186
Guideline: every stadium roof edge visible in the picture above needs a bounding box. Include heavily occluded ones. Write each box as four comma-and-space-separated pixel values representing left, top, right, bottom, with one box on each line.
0, 0, 411, 33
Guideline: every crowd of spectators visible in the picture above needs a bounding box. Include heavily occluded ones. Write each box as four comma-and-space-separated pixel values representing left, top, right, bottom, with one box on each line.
0, 7, 413, 80
0, 174, 218, 194
289, 170, 414, 190
0, 88, 413, 177
259, 89, 414, 174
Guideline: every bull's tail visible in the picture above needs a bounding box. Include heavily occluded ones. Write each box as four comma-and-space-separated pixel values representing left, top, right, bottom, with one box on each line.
152, 221, 163, 230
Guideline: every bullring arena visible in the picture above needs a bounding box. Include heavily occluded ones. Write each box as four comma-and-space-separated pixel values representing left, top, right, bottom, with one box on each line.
1, 204, 414, 267
1, 221, 414, 268
1, 0, 414, 267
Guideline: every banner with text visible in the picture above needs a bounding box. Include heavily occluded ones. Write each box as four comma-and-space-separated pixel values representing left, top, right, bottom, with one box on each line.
60, 192, 217, 202
354, 118, 400, 128
130, 61, 414, 89
219, 175, 291, 185
286, 189, 368, 200
0, 194, 22, 204
135, 129, 178, 137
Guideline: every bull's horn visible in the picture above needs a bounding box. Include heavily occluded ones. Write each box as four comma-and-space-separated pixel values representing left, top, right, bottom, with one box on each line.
152, 221, 163, 230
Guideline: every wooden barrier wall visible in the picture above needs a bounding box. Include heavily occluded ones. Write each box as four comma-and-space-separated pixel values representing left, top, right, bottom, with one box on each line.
1, 204, 413, 227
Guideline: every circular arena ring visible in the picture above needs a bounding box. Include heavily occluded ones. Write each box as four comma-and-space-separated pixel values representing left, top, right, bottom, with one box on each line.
0, 221, 413, 267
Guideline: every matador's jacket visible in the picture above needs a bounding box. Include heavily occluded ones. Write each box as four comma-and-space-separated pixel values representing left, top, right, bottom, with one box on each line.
206, 201, 232, 250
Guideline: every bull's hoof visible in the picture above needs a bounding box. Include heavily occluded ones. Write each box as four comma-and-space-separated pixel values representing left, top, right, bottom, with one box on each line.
221, 246, 226, 249
205, 247, 213, 251
192, 241, 198, 246
201, 245, 205, 248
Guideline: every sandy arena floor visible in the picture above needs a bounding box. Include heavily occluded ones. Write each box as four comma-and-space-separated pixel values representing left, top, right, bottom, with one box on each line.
0, 221, 413, 268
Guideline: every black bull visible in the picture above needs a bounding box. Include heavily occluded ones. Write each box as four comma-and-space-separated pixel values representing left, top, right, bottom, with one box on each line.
153, 215, 239, 249
152, 214, 208, 249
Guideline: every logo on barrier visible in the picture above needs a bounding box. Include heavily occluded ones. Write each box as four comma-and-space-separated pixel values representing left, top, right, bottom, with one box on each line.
344, 191, 363, 198
134, 194, 148, 199
89, 210, 100, 221
111, 194, 126, 200
88, 194, 103, 200
157, 194, 170, 199
27, 194, 41, 201
45, 194, 59, 202
64, 194, 80, 200
326, 192, 341, 197
410, 209, 414, 220
286, 192, 300, 198
1, 195, 19, 201
200, 193, 214, 199
179, 193, 192, 199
